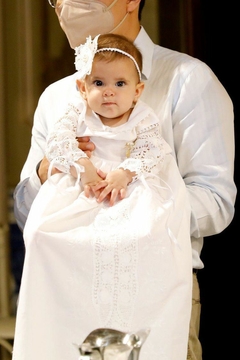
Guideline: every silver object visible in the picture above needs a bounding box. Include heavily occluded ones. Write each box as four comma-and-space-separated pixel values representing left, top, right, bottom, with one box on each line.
47, 0, 57, 8
77, 328, 150, 360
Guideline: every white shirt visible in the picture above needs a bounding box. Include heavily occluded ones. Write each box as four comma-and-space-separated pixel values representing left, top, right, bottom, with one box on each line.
14, 27, 236, 269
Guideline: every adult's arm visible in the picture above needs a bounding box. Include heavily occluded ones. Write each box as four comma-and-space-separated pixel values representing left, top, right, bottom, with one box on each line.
13, 74, 78, 231
173, 61, 237, 239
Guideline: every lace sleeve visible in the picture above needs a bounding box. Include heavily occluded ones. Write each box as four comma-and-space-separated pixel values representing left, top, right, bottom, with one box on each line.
45, 103, 88, 173
117, 114, 165, 182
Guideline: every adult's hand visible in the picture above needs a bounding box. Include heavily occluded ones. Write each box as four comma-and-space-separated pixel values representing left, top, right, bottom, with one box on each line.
76, 136, 95, 157
37, 156, 61, 184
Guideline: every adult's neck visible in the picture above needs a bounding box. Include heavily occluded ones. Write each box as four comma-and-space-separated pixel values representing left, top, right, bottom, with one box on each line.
112, 11, 141, 42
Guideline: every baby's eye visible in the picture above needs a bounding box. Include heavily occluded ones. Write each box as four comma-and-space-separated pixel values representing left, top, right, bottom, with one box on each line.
116, 81, 125, 87
93, 80, 103, 86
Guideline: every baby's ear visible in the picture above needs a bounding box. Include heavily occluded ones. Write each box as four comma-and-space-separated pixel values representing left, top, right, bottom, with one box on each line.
76, 79, 87, 99
134, 81, 145, 101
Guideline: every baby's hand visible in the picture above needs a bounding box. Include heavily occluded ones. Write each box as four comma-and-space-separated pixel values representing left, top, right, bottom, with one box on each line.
93, 168, 134, 206
82, 171, 106, 199
75, 158, 104, 198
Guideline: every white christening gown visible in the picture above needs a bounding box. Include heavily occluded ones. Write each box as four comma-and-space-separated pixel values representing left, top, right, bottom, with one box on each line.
13, 100, 192, 360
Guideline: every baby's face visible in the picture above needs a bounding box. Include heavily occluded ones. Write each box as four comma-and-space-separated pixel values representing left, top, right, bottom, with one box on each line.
81, 57, 142, 125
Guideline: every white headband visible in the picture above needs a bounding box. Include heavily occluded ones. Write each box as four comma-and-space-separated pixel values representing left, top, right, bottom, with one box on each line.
74, 35, 142, 81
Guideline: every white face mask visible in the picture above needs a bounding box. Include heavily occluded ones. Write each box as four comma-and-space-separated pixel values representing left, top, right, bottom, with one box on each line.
55, 0, 128, 49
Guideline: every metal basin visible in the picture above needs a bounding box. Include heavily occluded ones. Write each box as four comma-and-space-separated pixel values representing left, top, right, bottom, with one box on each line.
77, 328, 150, 360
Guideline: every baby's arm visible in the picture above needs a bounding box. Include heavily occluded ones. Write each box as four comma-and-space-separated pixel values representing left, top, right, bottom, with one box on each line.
75, 157, 104, 198
46, 103, 103, 196
46, 103, 88, 174
118, 116, 165, 181
95, 112, 165, 205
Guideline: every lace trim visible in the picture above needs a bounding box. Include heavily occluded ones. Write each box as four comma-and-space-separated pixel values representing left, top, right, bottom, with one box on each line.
46, 105, 165, 185
118, 119, 165, 183
46, 103, 88, 174
92, 202, 138, 329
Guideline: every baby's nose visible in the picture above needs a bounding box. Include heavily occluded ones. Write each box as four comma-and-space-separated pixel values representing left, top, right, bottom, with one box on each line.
103, 87, 114, 96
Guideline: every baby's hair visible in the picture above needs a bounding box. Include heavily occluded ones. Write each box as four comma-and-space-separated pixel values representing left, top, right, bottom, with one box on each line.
94, 34, 143, 77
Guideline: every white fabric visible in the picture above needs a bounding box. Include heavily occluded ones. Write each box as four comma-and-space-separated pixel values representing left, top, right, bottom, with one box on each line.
13, 117, 192, 359
14, 27, 236, 269
45, 100, 165, 183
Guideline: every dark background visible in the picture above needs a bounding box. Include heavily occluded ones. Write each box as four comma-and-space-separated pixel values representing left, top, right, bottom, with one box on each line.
199, 4, 238, 359
160, 1, 238, 359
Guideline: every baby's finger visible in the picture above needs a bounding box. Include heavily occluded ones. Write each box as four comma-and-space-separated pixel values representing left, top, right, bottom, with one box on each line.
84, 185, 91, 198
120, 188, 127, 200
97, 168, 107, 180
93, 180, 108, 192
109, 189, 119, 206
97, 186, 111, 203
92, 188, 101, 199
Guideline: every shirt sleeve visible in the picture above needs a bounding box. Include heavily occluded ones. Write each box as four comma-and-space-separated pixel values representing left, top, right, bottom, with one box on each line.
13, 75, 79, 230
13, 95, 48, 231
172, 61, 236, 238
13, 170, 41, 232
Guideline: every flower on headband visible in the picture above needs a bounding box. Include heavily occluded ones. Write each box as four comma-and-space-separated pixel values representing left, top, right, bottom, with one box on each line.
74, 35, 100, 79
